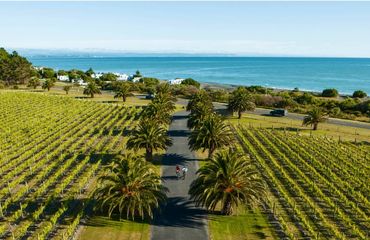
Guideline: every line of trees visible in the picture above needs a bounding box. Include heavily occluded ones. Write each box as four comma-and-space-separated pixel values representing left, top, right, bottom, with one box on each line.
93, 83, 176, 220
186, 90, 265, 215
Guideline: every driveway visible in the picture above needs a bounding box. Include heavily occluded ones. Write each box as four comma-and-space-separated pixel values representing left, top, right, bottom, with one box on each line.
151, 111, 208, 240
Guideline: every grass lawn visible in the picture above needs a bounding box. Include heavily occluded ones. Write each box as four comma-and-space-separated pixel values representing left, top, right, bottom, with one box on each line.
228, 113, 370, 142
78, 216, 149, 240
208, 208, 277, 240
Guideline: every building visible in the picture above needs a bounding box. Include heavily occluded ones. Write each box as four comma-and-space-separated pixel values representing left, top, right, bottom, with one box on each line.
91, 73, 103, 79
73, 78, 88, 86
57, 75, 69, 82
130, 77, 142, 83
115, 73, 129, 81
168, 78, 185, 85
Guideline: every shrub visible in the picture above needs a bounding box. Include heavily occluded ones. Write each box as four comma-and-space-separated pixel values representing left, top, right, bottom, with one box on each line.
322, 88, 339, 97
254, 94, 283, 107
352, 90, 367, 98
181, 78, 200, 88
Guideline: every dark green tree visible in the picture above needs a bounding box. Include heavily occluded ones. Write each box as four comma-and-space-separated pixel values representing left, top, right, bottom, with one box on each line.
94, 153, 167, 220
303, 108, 328, 130
83, 82, 101, 98
189, 149, 265, 215
63, 85, 72, 95
114, 82, 133, 102
127, 121, 172, 161
181, 78, 200, 89
42, 78, 55, 91
228, 87, 256, 119
188, 114, 232, 158
352, 90, 367, 98
27, 78, 41, 89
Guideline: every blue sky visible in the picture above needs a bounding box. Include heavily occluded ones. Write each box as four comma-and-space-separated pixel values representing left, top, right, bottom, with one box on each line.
1, 1, 370, 57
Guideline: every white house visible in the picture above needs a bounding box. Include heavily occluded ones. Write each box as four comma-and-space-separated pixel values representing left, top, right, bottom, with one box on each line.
115, 73, 129, 81
73, 78, 88, 86
91, 73, 103, 79
131, 77, 142, 83
168, 78, 185, 85
57, 75, 69, 82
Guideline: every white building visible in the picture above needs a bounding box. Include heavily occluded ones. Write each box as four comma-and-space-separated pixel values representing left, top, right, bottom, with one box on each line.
73, 78, 88, 86
57, 75, 69, 81
131, 77, 142, 83
115, 73, 129, 81
168, 78, 185, 85
91, 73, 103, 79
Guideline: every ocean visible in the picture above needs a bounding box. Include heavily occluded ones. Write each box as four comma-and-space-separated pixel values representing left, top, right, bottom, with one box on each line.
28, 56, 370, 94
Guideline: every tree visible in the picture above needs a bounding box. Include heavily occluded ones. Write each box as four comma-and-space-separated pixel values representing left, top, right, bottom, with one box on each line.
83, 82, 101, 98
322, 88, 339, 98
41, 68, 55, 79
94, 153, 167, 220
85, 67, 95, 77
99, 73, 118, 82
27, 78, 41, 89
63, 85, 72, 95
133, 70, 142, 78
303, 108, 328, 130
42, 78, 55, 91
114, 83, 133, 102
228, 87, 256, 119
181, 78, 200, 89
188, 114, 232, 158
352, 90, 367, 98
186, 90, 213, 112
189, 149, 265, 215
127, 121, 172, 161
0, 49, 34, 85
188, 103, 214, 130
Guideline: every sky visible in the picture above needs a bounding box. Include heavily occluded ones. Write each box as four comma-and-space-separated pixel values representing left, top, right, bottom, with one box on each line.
1, 1, 370, 57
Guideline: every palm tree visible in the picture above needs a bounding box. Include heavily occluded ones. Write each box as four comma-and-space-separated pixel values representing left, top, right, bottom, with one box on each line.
63, 85, 72, 95
27, 78, 40, 89
187, 103, 214, 130
228, 87, 255, 119
127, 120, 172, 161
83, 82, 101, 98
114, 83, 133, 102
142, 102, 172, 125
42, 79, 55, 91
94, 153, 167, 220
186, 90, 213, 112
303, 108, 328, 130
188, 114, 232, 158
189, 149, 265, 215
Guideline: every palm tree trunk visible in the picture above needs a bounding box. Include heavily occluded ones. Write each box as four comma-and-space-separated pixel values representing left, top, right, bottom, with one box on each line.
313, 123, 318, 130
123, 96, 126, 102
238, 111, 242, 119
91, 93, 94, 98
208, 147, 215, 159
146, 148, 153, 161
221, 197, 232, 215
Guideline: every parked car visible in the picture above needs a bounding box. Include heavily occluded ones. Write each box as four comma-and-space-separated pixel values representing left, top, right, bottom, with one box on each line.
270, 109, 288, 116
145, 93, 155, 99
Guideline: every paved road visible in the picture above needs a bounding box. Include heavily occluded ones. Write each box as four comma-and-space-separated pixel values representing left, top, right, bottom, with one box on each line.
151, 111, 208, 240
174, 97, 370, 130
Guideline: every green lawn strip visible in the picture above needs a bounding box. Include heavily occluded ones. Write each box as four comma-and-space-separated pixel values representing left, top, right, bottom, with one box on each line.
228, 113, 370, 142
208, 207, 277, 240
78, 216, 149, 240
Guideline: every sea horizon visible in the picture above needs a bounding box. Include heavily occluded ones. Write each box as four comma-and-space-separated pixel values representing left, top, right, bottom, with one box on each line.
28, 55, 370, 95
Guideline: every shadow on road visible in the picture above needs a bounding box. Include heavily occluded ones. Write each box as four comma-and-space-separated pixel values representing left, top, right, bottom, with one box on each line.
172, 115, 189, 120
167, 129, 191, 137
153, 197, 207, 229
161, 153, 198, 166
